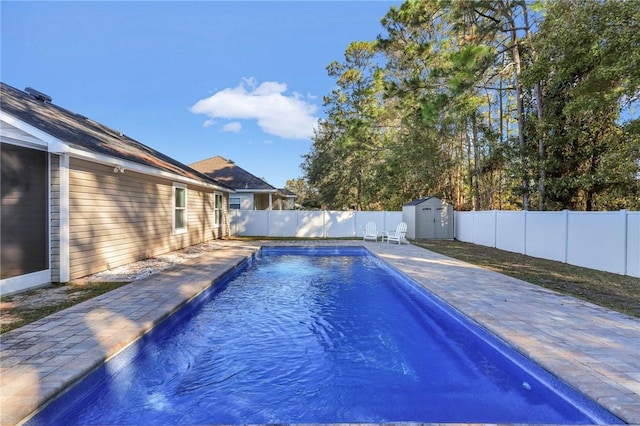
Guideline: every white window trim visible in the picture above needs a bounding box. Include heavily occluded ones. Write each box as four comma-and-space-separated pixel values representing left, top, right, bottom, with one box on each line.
172, 183, 187, 235
214, 192, 223, 228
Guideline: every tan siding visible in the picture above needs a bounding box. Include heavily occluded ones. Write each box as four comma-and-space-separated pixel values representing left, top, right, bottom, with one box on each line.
187, 189, 213, 243
50, 155, 60, 282
68, 158, 225, 280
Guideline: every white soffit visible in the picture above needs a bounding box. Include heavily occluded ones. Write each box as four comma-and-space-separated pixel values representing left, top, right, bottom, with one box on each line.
0, 111, 69, 153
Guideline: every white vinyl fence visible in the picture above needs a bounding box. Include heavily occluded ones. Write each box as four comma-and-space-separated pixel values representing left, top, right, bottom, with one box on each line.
455, 210, 640, 278
230, 210, 402, 239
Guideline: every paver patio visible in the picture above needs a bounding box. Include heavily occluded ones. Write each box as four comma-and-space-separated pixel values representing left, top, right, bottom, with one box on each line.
1, 240, 638, 425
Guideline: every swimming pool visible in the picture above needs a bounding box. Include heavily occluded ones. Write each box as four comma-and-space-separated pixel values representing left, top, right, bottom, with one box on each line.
28, 246, 623, 425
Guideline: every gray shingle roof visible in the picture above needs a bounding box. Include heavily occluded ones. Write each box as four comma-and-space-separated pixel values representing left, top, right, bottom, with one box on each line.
1, 82, 231, 190
404, 196, 437, 206
278, 188, 298, 198
190, 156, 276, 191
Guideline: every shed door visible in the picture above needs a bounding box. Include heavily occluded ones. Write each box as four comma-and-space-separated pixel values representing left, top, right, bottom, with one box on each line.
418, 206, 436, 239
434, 205, 450, 239
1, 143, 48, 279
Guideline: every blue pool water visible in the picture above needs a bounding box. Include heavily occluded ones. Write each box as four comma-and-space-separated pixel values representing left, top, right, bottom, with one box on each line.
29, 247, 622, 425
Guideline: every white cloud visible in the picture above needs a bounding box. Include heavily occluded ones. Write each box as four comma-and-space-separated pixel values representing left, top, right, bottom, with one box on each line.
190, 79, 319, 140
222, 121, 242, 133
203, 118, 215, 128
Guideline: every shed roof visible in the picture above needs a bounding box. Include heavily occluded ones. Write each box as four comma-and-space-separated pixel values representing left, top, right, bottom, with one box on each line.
404, 196, 440, 206
0, 83, 231, 190
190, 156, 276, 191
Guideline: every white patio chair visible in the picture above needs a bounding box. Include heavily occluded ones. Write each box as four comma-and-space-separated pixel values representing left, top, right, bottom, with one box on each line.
362, 221, 379, 242
386, 222, 408, 244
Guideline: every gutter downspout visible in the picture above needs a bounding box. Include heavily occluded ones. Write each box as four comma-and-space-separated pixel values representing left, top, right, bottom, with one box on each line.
58, 153, 70, 282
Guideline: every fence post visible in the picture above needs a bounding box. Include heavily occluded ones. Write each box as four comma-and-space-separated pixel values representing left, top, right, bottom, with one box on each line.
295, 210, 299, 237
266, 210, 270, 237
323, 210, 327, 238
564, 209, 570, 264
472, 210, 476, 244
523, 210, 527, 255
622, 209, 628, 275
383, 212, 387, 236
493, 210, 498, 248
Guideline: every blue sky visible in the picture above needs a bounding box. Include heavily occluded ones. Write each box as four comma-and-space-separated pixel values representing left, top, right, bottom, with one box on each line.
1, 1, 401, 188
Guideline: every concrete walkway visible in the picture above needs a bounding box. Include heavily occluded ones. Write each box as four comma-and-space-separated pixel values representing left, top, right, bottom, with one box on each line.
1, 240, 638, 425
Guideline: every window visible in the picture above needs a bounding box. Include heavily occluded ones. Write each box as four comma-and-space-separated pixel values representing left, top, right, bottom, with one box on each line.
173, 183, 187, 234
214, 193, 223, 227
229, 196, 241, 210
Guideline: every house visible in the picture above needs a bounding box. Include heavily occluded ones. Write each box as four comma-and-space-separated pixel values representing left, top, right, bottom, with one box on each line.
276, 188, 298, 210
190, 156, 297, 210
0, 83, 234, 295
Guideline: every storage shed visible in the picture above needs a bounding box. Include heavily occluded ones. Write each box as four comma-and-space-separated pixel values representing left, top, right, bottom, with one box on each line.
402, 197, 454, 239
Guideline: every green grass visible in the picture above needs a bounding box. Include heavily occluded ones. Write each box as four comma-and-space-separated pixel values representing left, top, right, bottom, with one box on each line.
414, 239, 640, 318
0, 281, 130, 334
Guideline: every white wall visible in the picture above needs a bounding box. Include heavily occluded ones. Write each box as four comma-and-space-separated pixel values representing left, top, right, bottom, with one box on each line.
296, 211, 325, 237
235, 194, 254, 210
455, 210, 639, 278
527, 212, 567, 263
473, 211, 496, 247
230, 210, 402, 239
496, 211, 525, 254
567, 212, 627, 274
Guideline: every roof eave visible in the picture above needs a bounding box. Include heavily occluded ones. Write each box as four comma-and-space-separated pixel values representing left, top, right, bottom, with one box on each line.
235, 188, 278, 194
2, 110, 233, 192
1, 110, 70, 154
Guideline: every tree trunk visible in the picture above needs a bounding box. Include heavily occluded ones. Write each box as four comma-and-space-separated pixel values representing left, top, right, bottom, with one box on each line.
512, 32, 529, 210
466, 128, 476, 210
536, 81, 546, 211
501, 1, 529, 210
524, 6, 546, 211
472, 115, 482, 209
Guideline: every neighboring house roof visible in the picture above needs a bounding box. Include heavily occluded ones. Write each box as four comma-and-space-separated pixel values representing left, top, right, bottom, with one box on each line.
0, 83, 232, 191
278, 188, 298, 199
190, 156, 276, 192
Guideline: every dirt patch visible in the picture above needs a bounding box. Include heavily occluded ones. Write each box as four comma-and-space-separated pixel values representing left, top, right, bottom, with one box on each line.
1, 286, 80, 310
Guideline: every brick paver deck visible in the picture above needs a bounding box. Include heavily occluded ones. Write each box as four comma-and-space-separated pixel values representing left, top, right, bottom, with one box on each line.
1, 240, 638, 425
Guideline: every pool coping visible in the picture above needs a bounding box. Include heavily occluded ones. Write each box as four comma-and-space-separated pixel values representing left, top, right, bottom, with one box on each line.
1, 240, 638, 425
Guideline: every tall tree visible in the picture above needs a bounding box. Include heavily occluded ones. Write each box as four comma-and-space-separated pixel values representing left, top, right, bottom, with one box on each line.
303, 0, 640, 211
284, 178, 320, 209
523, 0, 640, 210
304, 41, 389, 209
377, 0, 479, 209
